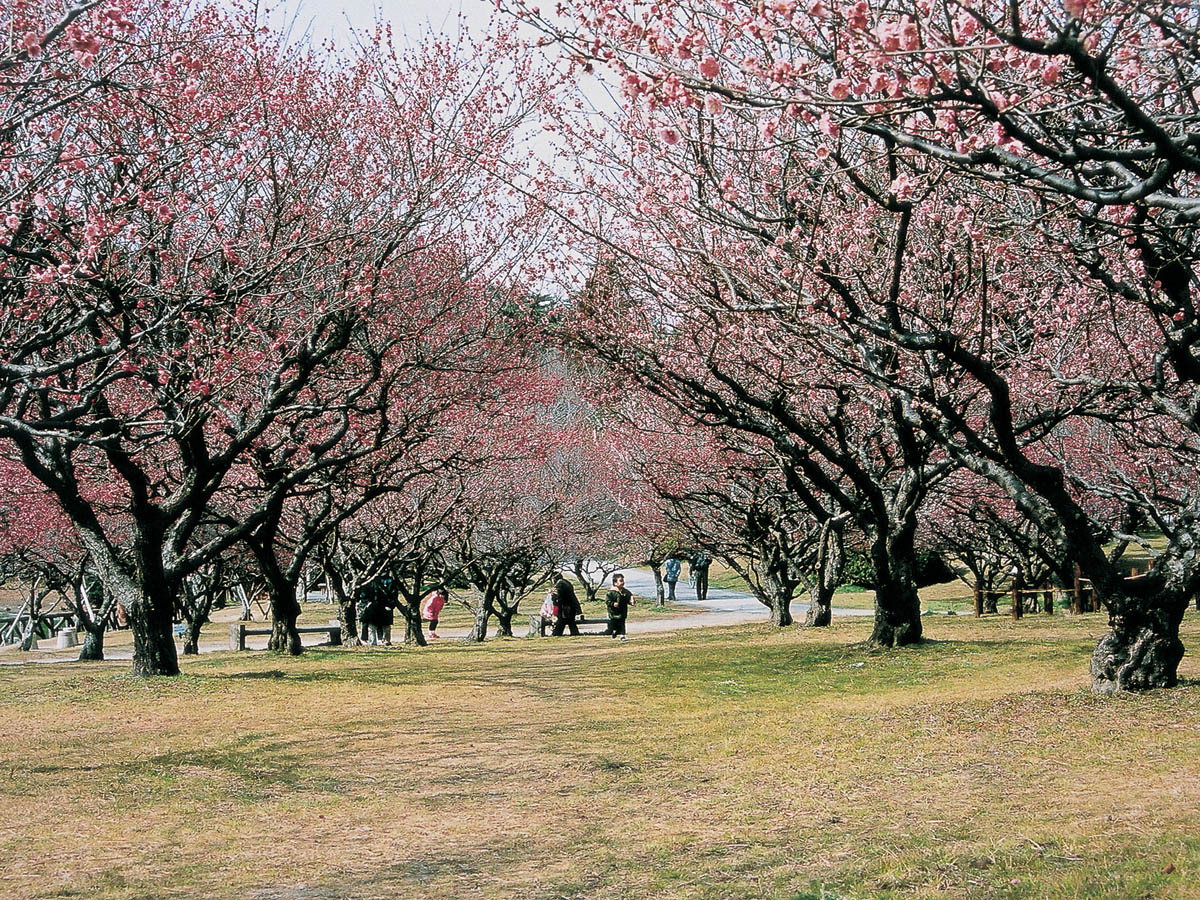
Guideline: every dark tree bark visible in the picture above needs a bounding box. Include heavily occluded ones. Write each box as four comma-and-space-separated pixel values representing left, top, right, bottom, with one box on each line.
127, 592, 181, 676
325, 565, 361, 648
805, 520, 844, 628
248, 526, 303, 656
66, 570, 116, 662
769, 589, 794, 627
867, 526, 922, 647
99, 535, 184, 677
493, 605, 514, 637
78, 625, 104, 661
181, 617, 203, 655
401, 604, 427, 646
265, 582, 302, 655
1090, 585, 1189, 693
805, 588, 832, 628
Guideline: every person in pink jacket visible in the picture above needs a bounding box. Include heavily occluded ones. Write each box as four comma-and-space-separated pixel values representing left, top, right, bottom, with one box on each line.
422, 588, 447, 639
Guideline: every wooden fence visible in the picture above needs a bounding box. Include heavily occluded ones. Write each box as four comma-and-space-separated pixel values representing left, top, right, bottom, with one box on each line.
971, 566, 1147, 620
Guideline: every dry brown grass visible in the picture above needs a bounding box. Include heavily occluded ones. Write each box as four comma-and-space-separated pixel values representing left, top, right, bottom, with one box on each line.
1, 614, 1199, 899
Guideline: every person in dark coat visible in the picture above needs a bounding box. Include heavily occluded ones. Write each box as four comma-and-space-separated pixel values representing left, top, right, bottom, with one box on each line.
358, 575, 396, 646
692, 550, 712, 603
550, 577, 581, 636
605, 572, 632, 640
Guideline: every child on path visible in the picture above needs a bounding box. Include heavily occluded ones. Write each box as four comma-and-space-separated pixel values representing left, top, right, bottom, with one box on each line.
605, 572, 632, 641
422, 588, 447, 639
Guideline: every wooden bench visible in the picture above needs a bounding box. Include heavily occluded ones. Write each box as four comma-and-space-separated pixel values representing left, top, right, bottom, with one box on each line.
229, 622, 342, 651
527, 614, 611, 637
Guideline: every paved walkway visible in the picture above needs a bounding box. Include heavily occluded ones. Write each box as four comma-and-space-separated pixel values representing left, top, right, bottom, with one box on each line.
0, 566, 873, 664
613, 565, 873, 629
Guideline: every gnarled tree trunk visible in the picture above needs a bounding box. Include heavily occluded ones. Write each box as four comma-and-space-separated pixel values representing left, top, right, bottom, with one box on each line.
78, 625, 105, 661
127, 588, 181, 676
494, 607, 514, 637
1091, 590, 1187, 693
107, 542, 182, 677
769, 590, 793, 627
867, 526, 922, 647
325, 566, 361, 648
402, 604, 427, 646
805, 519, 843, 628
466, 602, 490, 643
182, 618, 203, 655
267, 584, 302, 655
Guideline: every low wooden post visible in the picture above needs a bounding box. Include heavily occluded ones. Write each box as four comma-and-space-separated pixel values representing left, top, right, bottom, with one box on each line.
974, 582, 983, 618
229, 623, 246, 651
1012, 584, 1022, 621
1072, 564, 1082, 614
1044, 589, 1053, 615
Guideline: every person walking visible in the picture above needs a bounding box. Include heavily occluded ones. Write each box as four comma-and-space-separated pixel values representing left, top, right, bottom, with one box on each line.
605, 572, 632, 640
692, 550, 712, 604
663, 555, 682, 603
550, 577, 581, 636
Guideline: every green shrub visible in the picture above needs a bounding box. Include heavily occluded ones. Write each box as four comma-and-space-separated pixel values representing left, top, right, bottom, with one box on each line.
836, 550, 955, 589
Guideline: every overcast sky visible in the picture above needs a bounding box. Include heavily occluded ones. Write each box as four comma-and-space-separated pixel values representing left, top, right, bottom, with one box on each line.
267, 0, 502, 48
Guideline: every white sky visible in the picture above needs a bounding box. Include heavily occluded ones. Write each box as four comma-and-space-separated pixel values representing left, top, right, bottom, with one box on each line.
266, 0, 502, 48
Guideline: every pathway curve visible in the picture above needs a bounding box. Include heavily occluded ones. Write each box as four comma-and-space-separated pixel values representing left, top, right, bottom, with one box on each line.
0, 566, 873, 664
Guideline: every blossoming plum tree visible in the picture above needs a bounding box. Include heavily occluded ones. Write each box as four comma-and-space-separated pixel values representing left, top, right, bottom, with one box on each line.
509, 0, 1200, 690
0, 2, 546, 674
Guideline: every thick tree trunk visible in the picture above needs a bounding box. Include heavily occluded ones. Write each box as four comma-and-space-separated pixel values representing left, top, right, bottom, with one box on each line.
127, 595, 181, 676
402, 605, 427, 647
267, 583, 302, 656
867, 530, 922, 647
122, 560, 181, 676
74, 524, 179, 675
769, 593, 794, 627
805, 582, 832, 627
326, 568, 361, 648
466, 603, 490, 643
494, 609, 514, 637
182, 617, 203, 656
1091, 599, 1186, 693
78, 625, 104, 661
805, 520, 842, 628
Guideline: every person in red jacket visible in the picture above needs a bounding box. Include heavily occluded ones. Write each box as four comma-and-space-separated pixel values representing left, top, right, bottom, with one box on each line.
422, 588, 448, 639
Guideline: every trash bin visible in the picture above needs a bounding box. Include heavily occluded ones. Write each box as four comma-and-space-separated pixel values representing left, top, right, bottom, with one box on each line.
55, 629, 78, 649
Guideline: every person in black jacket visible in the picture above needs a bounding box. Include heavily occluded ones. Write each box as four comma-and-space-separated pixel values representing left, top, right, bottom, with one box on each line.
605, 573, 632, 640
550, 577, 581, 636
692, 550, 712, 604
358, 575, 396, 646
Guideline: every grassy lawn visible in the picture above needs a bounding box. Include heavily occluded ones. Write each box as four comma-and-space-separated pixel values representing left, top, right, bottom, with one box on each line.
2, 614, 1199, 899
